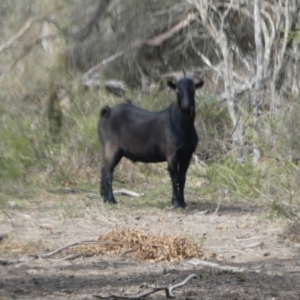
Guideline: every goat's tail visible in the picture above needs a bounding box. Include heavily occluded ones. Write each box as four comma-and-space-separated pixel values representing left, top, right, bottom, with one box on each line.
100, 106, 110, 118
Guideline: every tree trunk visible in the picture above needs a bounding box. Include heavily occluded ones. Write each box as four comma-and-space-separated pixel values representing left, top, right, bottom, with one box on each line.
252, 0, 264, 164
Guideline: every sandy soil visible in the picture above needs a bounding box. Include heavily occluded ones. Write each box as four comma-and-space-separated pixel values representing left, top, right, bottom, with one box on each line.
1, 192, 300, 299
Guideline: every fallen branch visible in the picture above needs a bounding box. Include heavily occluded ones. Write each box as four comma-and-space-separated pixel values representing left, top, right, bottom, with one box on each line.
187, 258, 261, 273
81, 50, 125, 79
0, 18, 34, 53
243, 241, 264, 249
0, 239, 166, 265
59, 254, 81, 260
0, 240, 107, 265
93, 273, 198, 299
39, 240, 160, 259
80, 78, 128, 96
212, 192, 224, 215
120, 249, 135, 257
113, 189, 145, 198
39, 240, 98, 258
0, 257, 35, 266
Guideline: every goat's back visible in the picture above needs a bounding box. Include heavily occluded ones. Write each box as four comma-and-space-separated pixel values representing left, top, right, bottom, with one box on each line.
99, 103, 168, 131
98, 103, 173, 162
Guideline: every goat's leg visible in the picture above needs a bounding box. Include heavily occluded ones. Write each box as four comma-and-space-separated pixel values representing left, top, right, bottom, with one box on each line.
101, 149, 122, 204
100, 167, 109, 202
167, 162, 181, 208
100, 167, 117, 204
178, 158, 192, 208
104, 170, 117, 204
178, 169, 187, 208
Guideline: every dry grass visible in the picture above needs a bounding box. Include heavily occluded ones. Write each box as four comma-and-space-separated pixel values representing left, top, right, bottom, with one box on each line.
0, 239, 46, 256
71, 228, 204, 262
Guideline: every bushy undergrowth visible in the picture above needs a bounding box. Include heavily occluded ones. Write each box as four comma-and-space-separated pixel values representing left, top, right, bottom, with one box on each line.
0, 86, 102, 197
205, 159, 262, 200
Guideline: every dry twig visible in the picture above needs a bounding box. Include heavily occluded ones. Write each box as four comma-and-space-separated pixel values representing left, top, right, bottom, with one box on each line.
93, 273, 198, 299
0, 18, 33, 53
0, 257, 36, 266
39, 240, 97, 258
187, 258, 261, 273
0, 239, 166, 265
0, 240, 123, 265
113, 189, 145, 198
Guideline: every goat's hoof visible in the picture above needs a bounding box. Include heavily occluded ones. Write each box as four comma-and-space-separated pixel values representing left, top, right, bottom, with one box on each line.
108, 199, 118, 204
172, 202, 182, 209
102, 198, 117, 204
180, 204, 187, 209
173, 203, 186, 209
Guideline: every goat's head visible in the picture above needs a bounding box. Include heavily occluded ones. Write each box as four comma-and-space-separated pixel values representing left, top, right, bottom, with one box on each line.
164, 72, 204, 112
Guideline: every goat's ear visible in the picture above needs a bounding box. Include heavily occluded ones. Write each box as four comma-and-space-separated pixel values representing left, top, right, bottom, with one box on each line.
195, 80, 205, 89
167, 81, 176, 90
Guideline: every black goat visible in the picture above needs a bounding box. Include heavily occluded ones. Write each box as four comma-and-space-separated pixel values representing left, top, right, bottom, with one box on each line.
98, 75, 204, 208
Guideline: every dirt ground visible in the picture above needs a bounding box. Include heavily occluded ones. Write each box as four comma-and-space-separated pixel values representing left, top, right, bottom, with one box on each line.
1, 192, 300, 300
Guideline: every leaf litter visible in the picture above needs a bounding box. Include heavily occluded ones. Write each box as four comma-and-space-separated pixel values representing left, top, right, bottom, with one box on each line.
70, 228, 204, 262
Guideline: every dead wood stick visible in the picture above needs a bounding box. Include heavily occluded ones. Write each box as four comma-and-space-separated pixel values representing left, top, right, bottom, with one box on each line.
113, 189, 145, 197
0, 240, 162, 265
235, 236, 263, 241
0, 257, 35, 266
159, 273, 198, 298
243, 241, 264, 249
39, 240, 98, 258
187, 258, 261, 273
120, 250, 135, 257
212, 196, 222, 215
0, 18, 33, 53
58, 254, 81, 261
41, 240, 164, 258
2, 211, 17, 232
82, 50, 125, 79
93, 273, 197, 299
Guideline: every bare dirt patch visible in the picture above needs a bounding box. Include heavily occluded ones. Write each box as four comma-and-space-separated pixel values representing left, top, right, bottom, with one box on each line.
1, 192, 300, 299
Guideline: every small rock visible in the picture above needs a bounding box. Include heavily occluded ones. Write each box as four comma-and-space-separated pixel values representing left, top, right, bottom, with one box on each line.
140, 282, 149, 288
0, 233, 8, 241
39, 224, 54, 229
26, 269, 39, 275
19, 214, 31, 220
13, 288, 26, 294
8, 201, 17, 208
